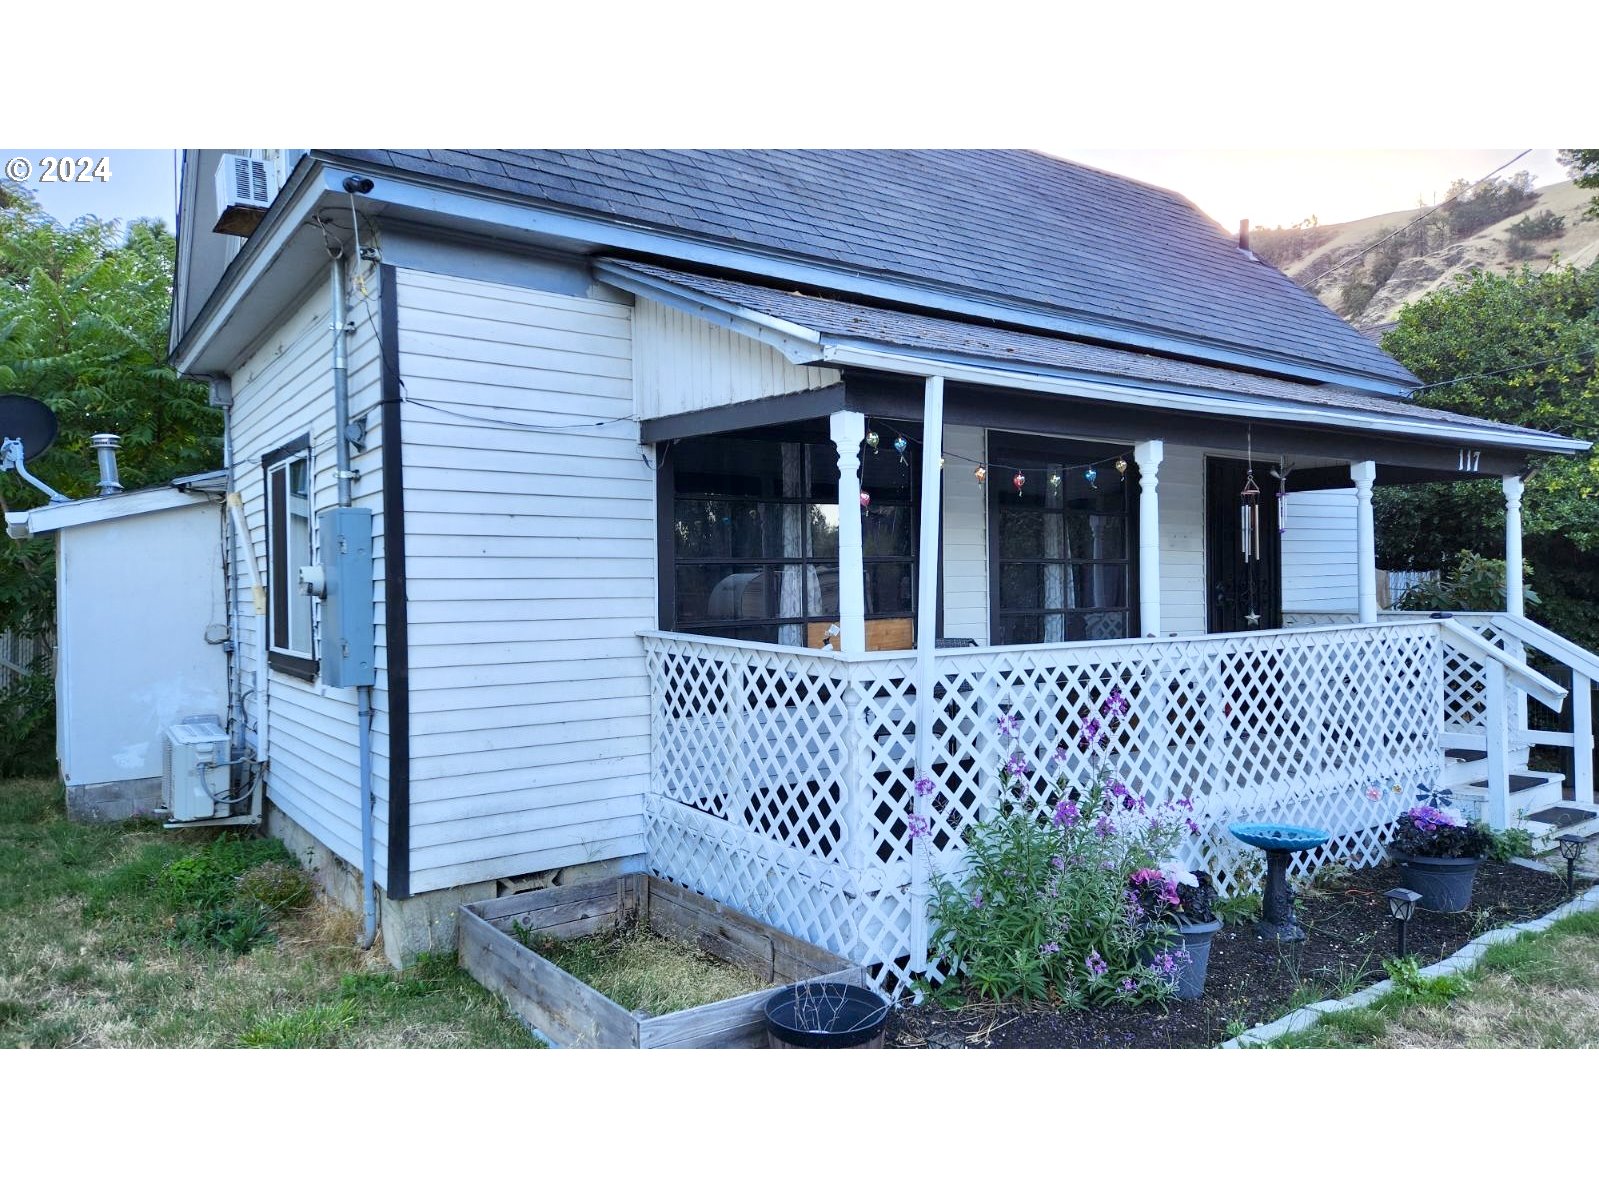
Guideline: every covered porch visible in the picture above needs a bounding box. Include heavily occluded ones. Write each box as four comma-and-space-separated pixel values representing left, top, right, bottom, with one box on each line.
602, 258, 1588, 991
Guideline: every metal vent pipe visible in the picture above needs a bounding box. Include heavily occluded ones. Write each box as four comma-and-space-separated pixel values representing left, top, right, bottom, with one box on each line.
91, 433, 123, 496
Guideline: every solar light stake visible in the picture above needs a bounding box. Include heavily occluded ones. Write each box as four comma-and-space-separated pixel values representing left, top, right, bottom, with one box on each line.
1558, 835, 1584, 896
1384, 887, 1421, 958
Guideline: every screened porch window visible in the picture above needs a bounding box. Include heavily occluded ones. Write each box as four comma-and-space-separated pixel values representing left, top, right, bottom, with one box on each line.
669, 433, 916, 645
990, 434, 1136, 645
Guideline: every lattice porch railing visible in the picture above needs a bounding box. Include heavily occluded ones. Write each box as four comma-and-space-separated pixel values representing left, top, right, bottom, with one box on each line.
643, 620, 1452, 995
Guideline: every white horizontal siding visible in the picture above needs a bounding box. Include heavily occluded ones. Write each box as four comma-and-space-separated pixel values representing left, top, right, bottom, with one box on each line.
1158, 444, 1208, 636
396, 267, 651, 894
940, 425, 988, 644
632, 297, 839, 419
226, 274, 388, 883
1282, 487, 1359, 616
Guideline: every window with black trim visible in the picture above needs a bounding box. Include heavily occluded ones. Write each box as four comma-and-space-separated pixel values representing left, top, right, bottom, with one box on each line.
263, 435, 317, 679
989, 433, 1137, 645
667, 431, 917, 645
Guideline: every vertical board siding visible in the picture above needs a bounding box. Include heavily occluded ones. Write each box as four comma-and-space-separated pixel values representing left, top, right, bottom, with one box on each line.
940, 425, 989, 644
227, 275, 387, 883
632, 297, 839, 419
1282, 487, 1359, 618
395, 267, 651, 894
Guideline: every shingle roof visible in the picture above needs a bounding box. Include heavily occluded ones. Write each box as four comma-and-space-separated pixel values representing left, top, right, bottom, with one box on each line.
328, 149, 1419, 390
601, 258, 1571, 446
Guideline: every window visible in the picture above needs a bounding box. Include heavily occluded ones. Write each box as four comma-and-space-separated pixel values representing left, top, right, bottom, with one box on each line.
666, 430, 917, 645
264, 435, 317, 679
989, 433, 1137, 645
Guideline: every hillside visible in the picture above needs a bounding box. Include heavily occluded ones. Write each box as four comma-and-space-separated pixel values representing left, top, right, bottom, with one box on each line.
1255, 179, 1599, 332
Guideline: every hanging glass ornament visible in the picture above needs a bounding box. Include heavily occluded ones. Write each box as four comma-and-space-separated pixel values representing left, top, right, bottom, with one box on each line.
1048, 472, 1062, 492
865, 430, 880, 453
1084, 467, 1098, 488
860, 490, 871, 509
974, 466, 987, 484
1012, 471, 1026, 495
893, 435, 909, 464
939, 457, 945, 470
1115, 456, 1129, 477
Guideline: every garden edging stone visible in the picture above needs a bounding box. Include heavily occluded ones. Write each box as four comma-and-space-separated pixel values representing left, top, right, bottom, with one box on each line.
1217, 884, 1599, 1048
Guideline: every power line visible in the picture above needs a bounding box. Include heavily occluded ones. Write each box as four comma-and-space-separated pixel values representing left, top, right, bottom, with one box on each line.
1303, 150, 1532, 287
1410, 346, 1599, 393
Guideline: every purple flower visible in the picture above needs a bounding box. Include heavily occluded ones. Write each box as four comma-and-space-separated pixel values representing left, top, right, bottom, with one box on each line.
1120, 977, 1139, 993
1077, 717, 1104, 752
1086, 950, 1107, 976
1100, 688, 1130, 718
1053, 800, 1080, 828
1040, 941, 1060, 958
906, 813, 931, 840
996, 711, 1020, 739
1109, 780, 1130, 800
1094, 814, 1116, 839
970, 891, 985, 910
1004, 751, 1033, 778
1185, 818, 1201, 838
913, 774, 936, 798
1051, 745, 1071, 768
1050, 855, 1066, 870
1175, 796, 1195, 811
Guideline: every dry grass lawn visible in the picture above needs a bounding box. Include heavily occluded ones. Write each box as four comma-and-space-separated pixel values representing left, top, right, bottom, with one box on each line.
0, 777, 540, 1048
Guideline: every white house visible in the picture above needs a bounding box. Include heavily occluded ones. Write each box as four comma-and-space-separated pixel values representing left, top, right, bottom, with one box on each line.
155, 149, 1596, 982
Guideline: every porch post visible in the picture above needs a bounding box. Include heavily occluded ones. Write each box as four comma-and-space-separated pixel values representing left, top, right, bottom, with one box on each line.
830, 410, 867, 654
1352, 460, 1378, 622
910, 377, 945, 973
1134, 440, 1163, 637
1502, 475, 1525, 618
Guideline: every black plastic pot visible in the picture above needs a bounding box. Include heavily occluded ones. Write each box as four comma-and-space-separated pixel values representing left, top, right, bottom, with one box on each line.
1399, 854, 1482, 913
764, 982, 890, 1049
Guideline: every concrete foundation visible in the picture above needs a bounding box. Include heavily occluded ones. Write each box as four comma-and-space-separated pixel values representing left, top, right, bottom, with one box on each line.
66, 776, 163, 823
264, 800, 640, 969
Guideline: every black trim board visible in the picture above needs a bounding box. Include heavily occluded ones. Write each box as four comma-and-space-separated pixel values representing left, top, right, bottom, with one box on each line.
379, 264, 413, 902
640, 383, 846, 443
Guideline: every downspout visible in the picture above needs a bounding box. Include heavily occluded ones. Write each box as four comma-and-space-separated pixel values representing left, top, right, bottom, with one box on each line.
330, 250, 378, 952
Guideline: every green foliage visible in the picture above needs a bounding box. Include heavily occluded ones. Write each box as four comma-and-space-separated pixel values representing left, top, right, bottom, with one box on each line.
1558, 150, 1599, 221
1212, 892, 1261, 927
1393, 550, 1538, 613
0, 670, 55, 778
239, 999, 360, 1048
1442, 171, 1538, 238
1377, 262, 1599, 649
1506, 209, 1566, 242
1249, 216, 1334, 270
1383, 955, 1471, 1005
1486, 826, 1535, 863
154, 834, 293, 911
0, 185, 221, 775
235, 860, 313, 914
928, 713, 1192, 1006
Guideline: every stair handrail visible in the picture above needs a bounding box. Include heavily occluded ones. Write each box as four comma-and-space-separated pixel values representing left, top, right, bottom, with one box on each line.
1433, 617, 1568, 712
1485, 610, 1599, 686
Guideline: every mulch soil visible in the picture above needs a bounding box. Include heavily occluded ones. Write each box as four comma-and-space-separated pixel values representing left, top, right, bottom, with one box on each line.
888, 860, 1572, 1049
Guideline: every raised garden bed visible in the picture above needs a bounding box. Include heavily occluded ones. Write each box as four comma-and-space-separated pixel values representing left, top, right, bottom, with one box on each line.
459, 873, 860, 1048
889, 859, 1571, 1049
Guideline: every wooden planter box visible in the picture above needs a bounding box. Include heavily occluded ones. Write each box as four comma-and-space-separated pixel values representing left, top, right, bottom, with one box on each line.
458, 873, 862, 1048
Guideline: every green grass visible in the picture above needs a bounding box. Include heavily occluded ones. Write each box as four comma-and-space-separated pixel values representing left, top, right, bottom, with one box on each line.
1266, 902, 1599, 1048
0, 777, 541, 1048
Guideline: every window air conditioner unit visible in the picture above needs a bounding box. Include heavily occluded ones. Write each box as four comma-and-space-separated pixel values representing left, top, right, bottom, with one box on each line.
161, 717, 231, 823
213, 154, 273, 236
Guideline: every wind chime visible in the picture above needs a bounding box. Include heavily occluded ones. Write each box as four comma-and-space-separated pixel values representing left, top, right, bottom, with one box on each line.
1270, 459, 1293, 533
1239, 468, 1262, 563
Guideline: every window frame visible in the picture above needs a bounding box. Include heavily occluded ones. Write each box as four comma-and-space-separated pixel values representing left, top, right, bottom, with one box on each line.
986, 431, 1140, 646
262, 434, 318, 681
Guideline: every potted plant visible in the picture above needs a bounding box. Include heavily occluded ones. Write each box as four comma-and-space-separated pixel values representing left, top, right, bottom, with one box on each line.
1131, 864, 1223, 1000
764, 980, 891, 1049
1387, 801, 1493, 913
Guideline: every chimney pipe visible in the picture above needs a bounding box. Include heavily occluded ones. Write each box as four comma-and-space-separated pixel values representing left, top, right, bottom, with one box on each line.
1239, 219, 1251, 251
91, 433, 123, 496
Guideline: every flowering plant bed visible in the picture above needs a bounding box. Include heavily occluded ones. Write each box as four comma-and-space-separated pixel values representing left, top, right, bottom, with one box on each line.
458, 873, 860, 1048
891, 859, 1569, 1049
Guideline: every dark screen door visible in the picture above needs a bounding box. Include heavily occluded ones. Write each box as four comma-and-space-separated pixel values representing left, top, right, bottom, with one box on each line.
1206, 457, 1282, 634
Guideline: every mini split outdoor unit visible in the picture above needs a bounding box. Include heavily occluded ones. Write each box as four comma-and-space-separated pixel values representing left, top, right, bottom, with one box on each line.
161, 717, 231, 823
212, 154, 272, 236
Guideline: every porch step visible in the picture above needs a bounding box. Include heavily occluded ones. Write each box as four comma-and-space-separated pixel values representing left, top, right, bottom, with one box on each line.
1452, 770, 1567, 825
1520, 803, 1599, 846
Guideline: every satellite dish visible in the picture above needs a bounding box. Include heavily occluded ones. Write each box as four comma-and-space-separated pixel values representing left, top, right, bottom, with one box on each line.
0, 394, 58, 461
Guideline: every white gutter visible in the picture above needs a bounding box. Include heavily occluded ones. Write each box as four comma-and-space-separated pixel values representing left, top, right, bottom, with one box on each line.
816, 344, 1590, 456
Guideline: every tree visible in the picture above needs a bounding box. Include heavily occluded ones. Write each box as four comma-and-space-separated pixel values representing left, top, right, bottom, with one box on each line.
1559, 149, 1599, 220
0, 184, 221, 773
1374, 262, 1599, 647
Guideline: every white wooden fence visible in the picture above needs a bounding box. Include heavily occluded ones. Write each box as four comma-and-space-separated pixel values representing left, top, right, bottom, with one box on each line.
642, 619, 1484, 994
0, 630, 40, 695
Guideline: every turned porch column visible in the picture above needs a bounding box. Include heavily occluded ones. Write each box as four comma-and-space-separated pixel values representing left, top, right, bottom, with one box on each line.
830, 410, 867, 654
1133, 439, 1163, 637
1352, 460, 1378, 622
1502, 474, 1525, 619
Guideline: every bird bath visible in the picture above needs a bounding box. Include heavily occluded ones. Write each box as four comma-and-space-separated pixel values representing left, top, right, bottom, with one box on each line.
1228, 822, 1331, 943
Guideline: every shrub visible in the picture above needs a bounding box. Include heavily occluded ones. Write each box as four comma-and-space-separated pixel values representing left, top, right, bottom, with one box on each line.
1507, 209, 1566, 241
925, 693, 1197, 1006
1394, 550, 1538, 613
236, 861, 313, 914
1389, 804, 1494, 860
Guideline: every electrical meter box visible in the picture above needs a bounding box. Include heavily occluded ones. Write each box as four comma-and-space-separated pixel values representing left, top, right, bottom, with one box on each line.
318, 507, 376, 687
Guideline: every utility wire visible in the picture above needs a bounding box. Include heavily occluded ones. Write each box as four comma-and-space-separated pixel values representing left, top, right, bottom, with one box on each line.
1303, 150, 1533, 287
1410, 347, 1599, 393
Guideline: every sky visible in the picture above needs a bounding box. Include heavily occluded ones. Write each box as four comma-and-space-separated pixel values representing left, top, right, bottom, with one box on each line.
0, 147, 1576, 239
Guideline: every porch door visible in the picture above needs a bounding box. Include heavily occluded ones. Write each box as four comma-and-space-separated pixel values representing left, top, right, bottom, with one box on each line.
1206, 456, 1282, 633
